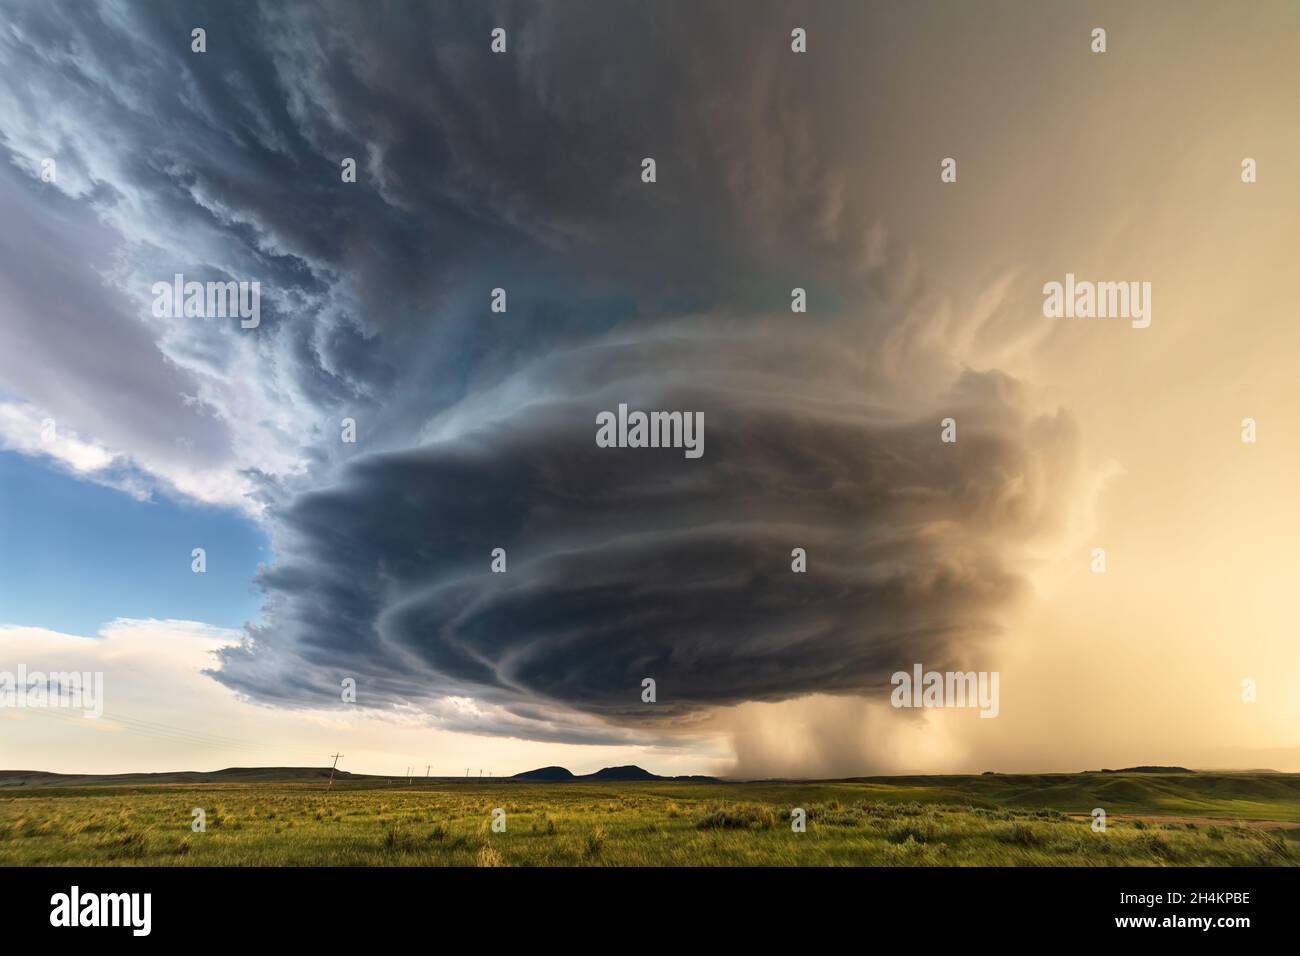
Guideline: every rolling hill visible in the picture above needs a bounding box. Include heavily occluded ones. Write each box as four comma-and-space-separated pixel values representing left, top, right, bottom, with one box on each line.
515, 764, 719, 782
0, 767, 361, 789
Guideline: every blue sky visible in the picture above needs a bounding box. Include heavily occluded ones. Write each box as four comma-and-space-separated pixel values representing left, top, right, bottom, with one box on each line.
0, 450, 266, 636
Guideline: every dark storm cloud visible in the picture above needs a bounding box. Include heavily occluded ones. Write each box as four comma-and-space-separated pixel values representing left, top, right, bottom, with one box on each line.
215, 319, 1082, 733
1, 1, 1085, 739
0, 0, 891, 481
1, 0, 903, 471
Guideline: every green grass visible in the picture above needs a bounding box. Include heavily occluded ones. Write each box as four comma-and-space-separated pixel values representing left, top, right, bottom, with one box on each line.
1, 774, 1296, 866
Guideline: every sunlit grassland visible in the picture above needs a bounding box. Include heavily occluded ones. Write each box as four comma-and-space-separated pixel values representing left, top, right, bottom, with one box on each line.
1, 775, 1297, 866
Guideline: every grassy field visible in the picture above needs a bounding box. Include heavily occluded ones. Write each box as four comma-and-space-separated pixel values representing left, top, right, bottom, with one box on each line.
2, 773, 1297, 866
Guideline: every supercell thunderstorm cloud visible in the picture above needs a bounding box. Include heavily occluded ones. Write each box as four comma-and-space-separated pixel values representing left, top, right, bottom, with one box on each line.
0, 1, 1093, 761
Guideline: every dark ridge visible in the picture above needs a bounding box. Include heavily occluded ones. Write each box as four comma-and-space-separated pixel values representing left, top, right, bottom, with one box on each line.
512, 766, 576, 782
512, 765, 720, 783
584, 765, 659, 782
0, 767, 359, 789
1095, 766, 1195, 774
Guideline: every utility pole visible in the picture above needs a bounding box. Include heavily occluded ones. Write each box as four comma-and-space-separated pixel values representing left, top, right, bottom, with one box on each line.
327, 753, 343, 791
